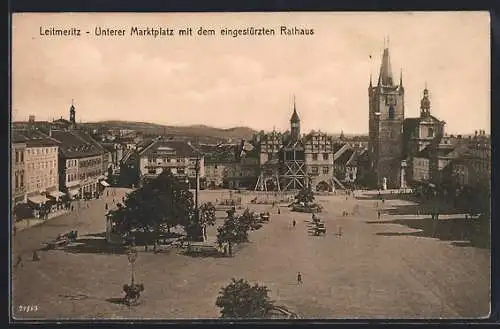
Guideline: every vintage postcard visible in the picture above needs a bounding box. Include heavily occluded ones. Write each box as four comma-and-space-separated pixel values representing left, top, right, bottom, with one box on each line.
11, 12, 491, 320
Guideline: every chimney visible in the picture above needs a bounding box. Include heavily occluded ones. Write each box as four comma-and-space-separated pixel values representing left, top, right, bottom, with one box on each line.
475, 130, 478, 137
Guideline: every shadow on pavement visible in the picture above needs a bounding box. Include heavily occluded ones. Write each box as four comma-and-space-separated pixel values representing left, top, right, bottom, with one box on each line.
105, 297, 127, 305
85, 232, 107, 238
61, 237, 128, 254
181, 250, 227, 258
355, 193, 416, 201
371, 216, 490, 249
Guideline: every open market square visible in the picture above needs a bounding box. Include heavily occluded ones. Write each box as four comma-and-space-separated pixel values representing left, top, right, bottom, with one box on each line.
12, 187, 490, 320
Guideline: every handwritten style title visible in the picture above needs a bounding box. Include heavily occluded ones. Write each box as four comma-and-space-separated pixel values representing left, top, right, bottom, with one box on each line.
39, 26, 315, 38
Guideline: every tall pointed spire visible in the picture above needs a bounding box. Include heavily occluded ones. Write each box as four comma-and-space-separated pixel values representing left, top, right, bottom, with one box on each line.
290, 95, 300, 123
369, 73, 373, 88
399, 68, 403, 86
377, 42, 394, 86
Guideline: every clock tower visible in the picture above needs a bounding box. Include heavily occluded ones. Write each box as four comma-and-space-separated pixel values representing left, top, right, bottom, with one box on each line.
368, 45, 405, 188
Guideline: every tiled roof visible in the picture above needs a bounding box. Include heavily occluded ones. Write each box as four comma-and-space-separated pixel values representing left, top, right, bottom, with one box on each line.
50, 129, 106, 158
12, 129, 60, 147
333, 142, 346, 154
139, 139, 200, 158
336, 149, 354, 165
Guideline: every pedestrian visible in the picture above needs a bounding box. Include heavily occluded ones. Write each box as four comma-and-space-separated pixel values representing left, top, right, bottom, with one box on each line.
32, 250, 40, 262
292, 219, 296, 228
13, 225, 17, 237
382, 198, 385, 204
277, 208, 280, 214
112, 199, 115, 204
377, 211, 381, 220
297, 272, 302, 284
105, 203, 108, 210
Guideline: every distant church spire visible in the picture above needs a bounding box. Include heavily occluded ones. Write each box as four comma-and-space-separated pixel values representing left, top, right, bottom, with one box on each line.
69, 99, 76, 126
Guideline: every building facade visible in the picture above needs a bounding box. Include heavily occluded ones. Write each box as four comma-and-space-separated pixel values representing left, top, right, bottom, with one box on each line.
368, 46, 405, 189
12, 138, 27, 205
51, 129, 107, 198
138, 138, 205, 187
24, 138, 60, 205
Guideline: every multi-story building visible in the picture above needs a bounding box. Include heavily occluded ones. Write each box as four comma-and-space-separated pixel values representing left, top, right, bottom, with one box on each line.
137, 138, 205, 187
11, 133, 27, 206
451, 132, 491, 189
368, 45, 406, 189
17, 130, 61, 206
51, 129, 108, 198
200, 143, 238, 188
403, 86, 446, 184
254, 101, 345, 191
303, 131, 336, 191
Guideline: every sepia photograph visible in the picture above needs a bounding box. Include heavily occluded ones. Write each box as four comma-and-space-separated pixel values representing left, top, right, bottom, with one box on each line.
11, 12, 491, 320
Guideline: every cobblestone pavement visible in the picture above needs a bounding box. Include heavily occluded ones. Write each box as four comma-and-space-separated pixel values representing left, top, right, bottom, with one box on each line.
11, 189, 490, 320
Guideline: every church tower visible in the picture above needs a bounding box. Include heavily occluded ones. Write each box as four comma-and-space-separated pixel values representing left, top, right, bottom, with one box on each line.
420, 86, 431, 117
69, 100, 76, 126
368, 44, 405, 188
290, 96, 301, 141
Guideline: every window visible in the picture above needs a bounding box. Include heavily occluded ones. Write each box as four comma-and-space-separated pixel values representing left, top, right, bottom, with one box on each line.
312, 166, 319, 174
148, 168, 156, 174
20, 174, 24, 187
428, 128, 434, 138
312, 154, 318, 161
15, 174, 19, 188
388, 106, 395, 120
323, 153, 329, 160
15, 151, 19, 163
20, 151, 24, 162
323, 166, 329, 174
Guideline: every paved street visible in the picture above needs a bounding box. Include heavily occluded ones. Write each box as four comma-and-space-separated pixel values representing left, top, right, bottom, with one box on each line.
12, 188, 490, 320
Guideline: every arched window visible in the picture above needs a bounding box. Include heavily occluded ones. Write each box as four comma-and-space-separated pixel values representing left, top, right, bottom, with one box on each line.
388, 106, 395, 120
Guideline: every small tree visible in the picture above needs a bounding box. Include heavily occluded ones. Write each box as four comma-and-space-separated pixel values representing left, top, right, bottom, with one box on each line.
295, 185, 315, 206
216, 210, 249, 256
215, 278, 274, 318
199, 202, 217, 241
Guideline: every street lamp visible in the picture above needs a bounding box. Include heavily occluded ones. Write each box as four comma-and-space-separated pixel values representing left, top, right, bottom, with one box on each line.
123, 246, 143, 306
127, 247, 138, 286
194, 155, 200, 222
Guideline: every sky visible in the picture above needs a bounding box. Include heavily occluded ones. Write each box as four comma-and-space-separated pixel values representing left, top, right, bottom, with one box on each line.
12, 12, 490, 135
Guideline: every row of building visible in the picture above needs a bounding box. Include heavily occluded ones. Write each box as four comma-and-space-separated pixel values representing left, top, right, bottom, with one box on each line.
11, 105, 125, 217
368, 44, 490, 193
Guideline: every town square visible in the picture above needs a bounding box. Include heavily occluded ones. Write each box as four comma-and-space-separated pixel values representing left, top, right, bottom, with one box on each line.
11, 12, 490, 320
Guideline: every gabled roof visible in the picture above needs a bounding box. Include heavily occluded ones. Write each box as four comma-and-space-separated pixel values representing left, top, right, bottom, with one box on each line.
333, 142, 347, 154
336, 149, 354, 165
139, 139, 200, 158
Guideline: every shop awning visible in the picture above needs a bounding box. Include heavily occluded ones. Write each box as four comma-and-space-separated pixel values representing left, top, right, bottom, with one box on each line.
68, 189, 80, 197
49, 191, 66, 199
100, 181, 110, 187
28, 195, 49, 204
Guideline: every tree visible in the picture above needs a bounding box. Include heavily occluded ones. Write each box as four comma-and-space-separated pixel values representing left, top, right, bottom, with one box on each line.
215, 278, 274, 318
295, 185, 315, 206
108, 170, 195, 248
216, 210, 249, 256
199, 202, 217, 241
